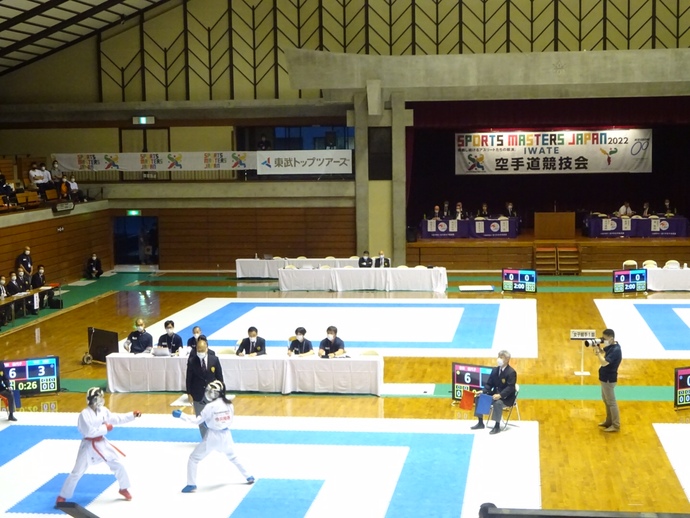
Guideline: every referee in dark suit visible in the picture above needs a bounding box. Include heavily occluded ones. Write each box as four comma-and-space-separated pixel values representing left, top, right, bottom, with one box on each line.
186, 338, 223, 437
471, 350, 517, 435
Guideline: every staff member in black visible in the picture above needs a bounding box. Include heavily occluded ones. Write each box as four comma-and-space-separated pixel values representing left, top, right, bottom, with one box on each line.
236, 326, 266, 356
157, 319, 183, 354
319, 326, 346, 358
186, 338, 223, 438
124, 318, 153, 354
358, 251, 372, 268
471, 350, 517, 435
0, 362, 18, 421
288, 327, 314, 357
594, 329, 622, 432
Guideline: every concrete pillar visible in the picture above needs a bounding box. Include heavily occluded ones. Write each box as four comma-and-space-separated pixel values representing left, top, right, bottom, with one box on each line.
391, 91, 406, 266
353, 92, 369, 253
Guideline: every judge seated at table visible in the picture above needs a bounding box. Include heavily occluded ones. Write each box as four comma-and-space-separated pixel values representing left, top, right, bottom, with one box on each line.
236, 326, 266, 356
288, 327, 314, 357
124, 318, 153, 354
430, 205, 442, 220
618, 201, 635, 216
319, 326, 346, 358
441, 200, 452, 219
358, 250, 373, 268
503, 202, 518, 218
476, 203, 490, 218
662, 198, 676, 215
455, 202, 468, 220
641, 202, 653, 217
374, 250, 390, 268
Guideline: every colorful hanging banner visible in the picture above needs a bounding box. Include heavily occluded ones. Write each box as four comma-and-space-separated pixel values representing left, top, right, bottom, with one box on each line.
455, 129, 652, 175
53, 151, 256, 172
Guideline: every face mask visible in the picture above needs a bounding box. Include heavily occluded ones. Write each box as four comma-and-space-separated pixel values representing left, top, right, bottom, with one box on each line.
71, 178, 76, 182
92, 256, 97, 260
379, 254, 384, 258
193, 333, 200, 339
327, 334, 335, 341
11, 276, 16, 281
197, 352, 207, 360
497, 358, 504, 367
41, 167, 45, 171
363, 255, 369, 259
18, 272, 23, 277
167, 328, 174, 336
137, 325, 144, 332
0, 280, 4, 285
39, 270, 44, 275
296, 335, 304, 342
508, 205, 513, 210
25, 251, 30, 256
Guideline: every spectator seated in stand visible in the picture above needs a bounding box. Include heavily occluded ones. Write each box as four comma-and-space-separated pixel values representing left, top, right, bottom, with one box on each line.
50, 160, 63, 183
59, 175, 71, 200
86, 253, 103, 279
68, 175, 86, 202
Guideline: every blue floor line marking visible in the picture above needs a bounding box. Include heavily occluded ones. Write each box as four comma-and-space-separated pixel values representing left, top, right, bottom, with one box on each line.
9, 474, 114, 515
230, 479, 324, 518
633, 303, 690, 351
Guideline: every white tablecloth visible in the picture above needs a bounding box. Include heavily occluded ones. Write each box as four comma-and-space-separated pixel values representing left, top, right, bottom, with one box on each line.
278, 267, 448, 293
106, 353, 383, 395
236, 258, 360, 278
647, 268, 690, 291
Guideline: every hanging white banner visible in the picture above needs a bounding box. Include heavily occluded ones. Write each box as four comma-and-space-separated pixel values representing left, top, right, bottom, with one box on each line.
53, 151, 256, 172
455, 128, 652, 175
257, 150, 353, 175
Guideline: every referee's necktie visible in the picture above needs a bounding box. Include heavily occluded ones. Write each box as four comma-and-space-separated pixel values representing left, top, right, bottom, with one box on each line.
201, 358, 206, 371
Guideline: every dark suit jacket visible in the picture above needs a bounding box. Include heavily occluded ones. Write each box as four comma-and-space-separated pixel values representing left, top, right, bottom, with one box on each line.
483, 364, 517, 406
186, 353, 223, 402
237, 337, 267, 355
6, 280, 20, 295
455, 210, 468, 220
374, 257, 391, 268
476, 210, 490, 218
358, 256, 372, 268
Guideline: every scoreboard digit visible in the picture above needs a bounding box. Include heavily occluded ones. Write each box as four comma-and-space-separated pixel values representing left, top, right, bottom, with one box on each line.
675, 367, 690, 409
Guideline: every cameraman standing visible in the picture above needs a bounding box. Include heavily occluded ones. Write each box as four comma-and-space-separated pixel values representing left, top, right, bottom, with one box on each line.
594, 329, 622, 432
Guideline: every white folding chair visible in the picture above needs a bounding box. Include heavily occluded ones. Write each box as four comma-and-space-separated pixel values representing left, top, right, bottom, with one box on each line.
622, 260, 638, 269
664, 260, 680, 269
642, 260, 657, 269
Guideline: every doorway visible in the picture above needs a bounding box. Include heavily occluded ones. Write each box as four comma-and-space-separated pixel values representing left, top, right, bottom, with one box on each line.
113, 216, 159, 266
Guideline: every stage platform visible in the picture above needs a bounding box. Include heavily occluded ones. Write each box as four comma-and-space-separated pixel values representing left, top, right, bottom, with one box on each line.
406, 230, 690, 271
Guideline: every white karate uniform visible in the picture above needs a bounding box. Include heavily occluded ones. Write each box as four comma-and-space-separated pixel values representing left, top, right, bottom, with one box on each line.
181, 397, 251, 485
58, 406, 135, 499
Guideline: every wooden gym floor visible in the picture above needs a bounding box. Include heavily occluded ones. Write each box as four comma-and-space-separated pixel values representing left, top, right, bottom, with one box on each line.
1, 271, 689, 515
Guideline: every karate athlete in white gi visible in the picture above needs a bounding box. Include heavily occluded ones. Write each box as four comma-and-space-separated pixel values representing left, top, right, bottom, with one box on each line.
173, 380, 255, 492
56, 387, 142, 506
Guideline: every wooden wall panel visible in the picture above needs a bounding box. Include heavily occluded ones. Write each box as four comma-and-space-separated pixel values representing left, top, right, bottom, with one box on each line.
155, 207, 356, 270
0, 211, 112, 283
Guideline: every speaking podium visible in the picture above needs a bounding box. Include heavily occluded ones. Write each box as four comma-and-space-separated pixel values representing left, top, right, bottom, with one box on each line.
83, 327, 119, 364
534, 212, 576, 239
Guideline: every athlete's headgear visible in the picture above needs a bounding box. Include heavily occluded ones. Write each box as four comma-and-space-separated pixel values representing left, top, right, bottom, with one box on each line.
86, 387, 105, 409
205, 380, 225, 401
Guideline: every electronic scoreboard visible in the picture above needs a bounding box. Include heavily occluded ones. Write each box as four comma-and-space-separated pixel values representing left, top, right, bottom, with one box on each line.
675, 366, 690, 410
502, 268, 537, 293
612, 268, 647, 293
452, 362, 493, 401
1, 356, 60, 397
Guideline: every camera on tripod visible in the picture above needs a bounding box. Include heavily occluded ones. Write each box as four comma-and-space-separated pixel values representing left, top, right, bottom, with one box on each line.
584, 338, 603, 347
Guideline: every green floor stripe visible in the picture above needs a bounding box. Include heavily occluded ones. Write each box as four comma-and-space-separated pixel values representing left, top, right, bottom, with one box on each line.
432, 383, 673, 401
